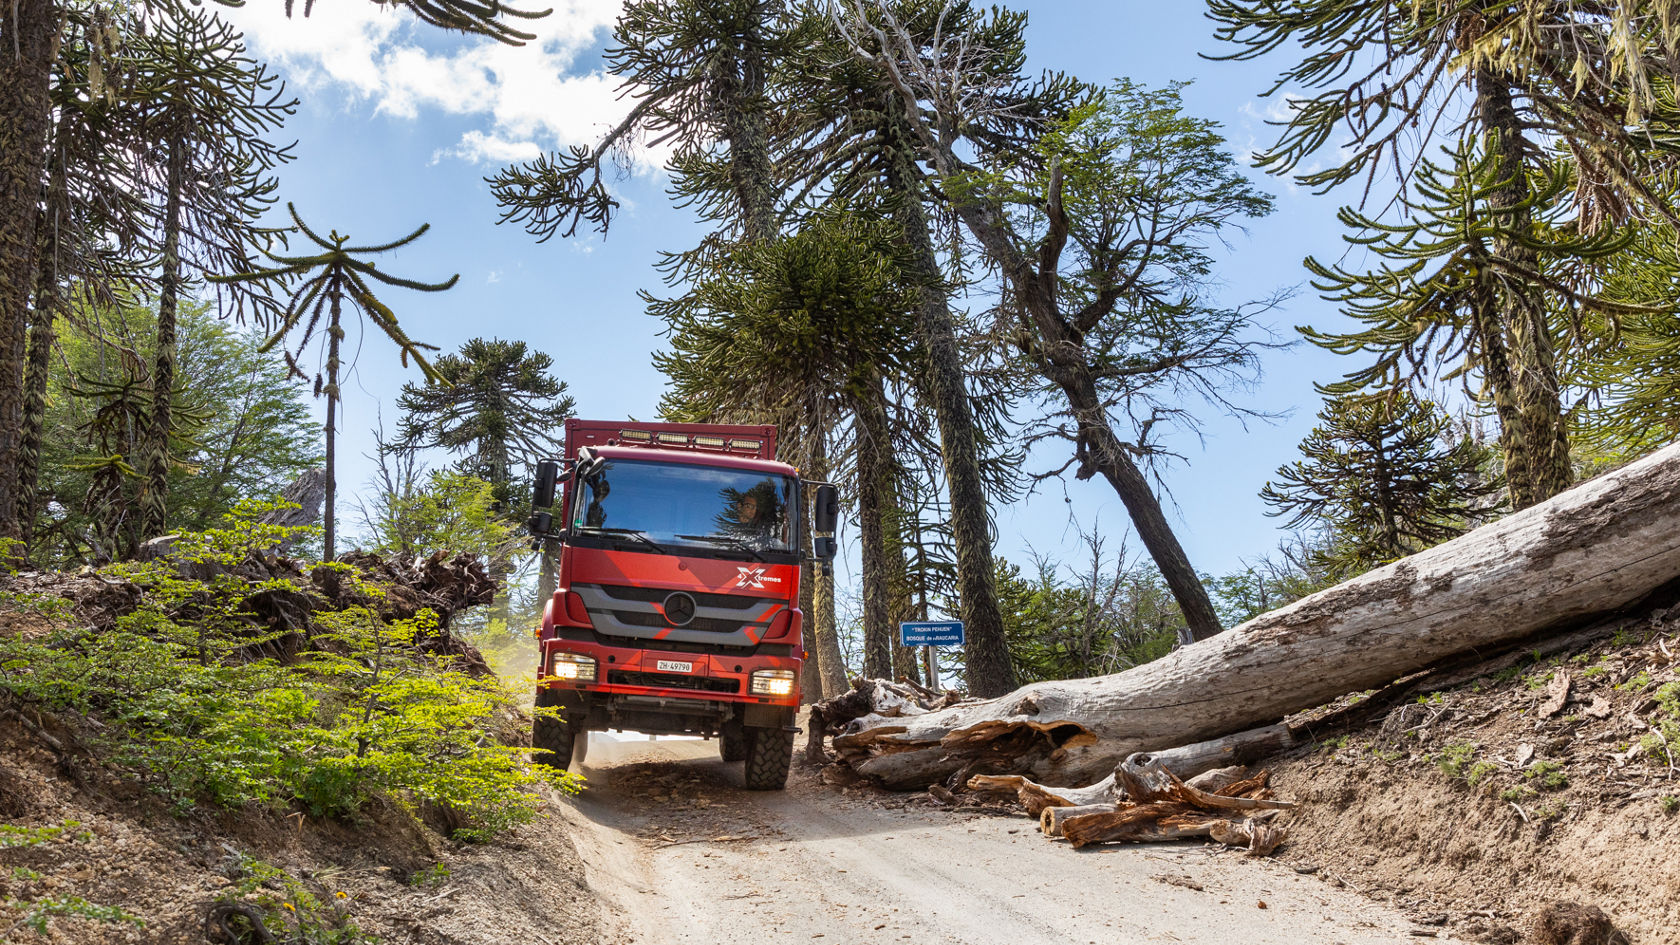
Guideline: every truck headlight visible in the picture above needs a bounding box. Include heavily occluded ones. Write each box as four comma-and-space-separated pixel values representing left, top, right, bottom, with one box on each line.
550, 652, 597, 681
749, 669, 795, 697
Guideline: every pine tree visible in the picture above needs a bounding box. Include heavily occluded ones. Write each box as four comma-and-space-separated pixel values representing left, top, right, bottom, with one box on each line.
1261, 392, 1503, 575
211, 204, 455, 561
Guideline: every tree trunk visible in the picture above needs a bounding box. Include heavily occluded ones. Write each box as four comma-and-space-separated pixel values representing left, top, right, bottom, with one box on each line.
825, 440, 1680, 788
884, 143, 1015, 698
1076, 411, 1223, 643
1478, 68, 1571, 509
809, 433, 847, 698
18, 169, 61, 554
851, 377, 896, 679
324, 304, 342, 562
141, 135, 185, 542
0, 0, 57, 544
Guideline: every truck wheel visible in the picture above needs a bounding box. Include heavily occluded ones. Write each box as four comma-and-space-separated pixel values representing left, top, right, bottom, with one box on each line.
532, 689, 578, 770
719, 726, 747, 763
743, 727, 794, 790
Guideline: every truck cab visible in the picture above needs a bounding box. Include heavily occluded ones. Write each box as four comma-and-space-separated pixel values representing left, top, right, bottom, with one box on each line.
527, 420, 838, 790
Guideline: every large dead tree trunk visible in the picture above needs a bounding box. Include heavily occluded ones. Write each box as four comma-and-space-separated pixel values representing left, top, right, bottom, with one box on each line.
822, 441, 1680, 788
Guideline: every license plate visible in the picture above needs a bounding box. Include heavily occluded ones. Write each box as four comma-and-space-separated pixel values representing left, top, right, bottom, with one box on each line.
655, 660, 694, 673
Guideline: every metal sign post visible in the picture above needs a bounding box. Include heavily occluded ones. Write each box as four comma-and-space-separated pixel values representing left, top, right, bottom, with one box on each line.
900, 621, 963, 692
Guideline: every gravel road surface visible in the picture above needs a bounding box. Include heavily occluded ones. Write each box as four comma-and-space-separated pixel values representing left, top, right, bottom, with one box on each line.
556, 733, 1461, 945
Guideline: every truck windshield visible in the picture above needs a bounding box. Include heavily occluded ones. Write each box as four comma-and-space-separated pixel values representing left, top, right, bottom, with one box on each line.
571, 458, 796, 556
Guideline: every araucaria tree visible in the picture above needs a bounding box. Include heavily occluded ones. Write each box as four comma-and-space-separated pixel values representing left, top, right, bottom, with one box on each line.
1261, 392, 1502, 576
1208, 0, 1680, 509
0, 0, 549, 544
212, 204, 455, 560
127, 6, 296, 542
835, 1, 1275, 644
394, 338, 576, 617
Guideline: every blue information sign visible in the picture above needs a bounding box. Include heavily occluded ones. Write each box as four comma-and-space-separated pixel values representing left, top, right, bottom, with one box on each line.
900, 620, 964, 647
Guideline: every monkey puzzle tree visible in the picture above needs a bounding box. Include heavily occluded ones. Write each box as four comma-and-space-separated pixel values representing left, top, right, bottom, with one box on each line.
127, 5, 296, 542
0, 0, 548, 544
656, 209, 920, 692
1207, 0, 1680, 509
394, 337, 575, 618
1261, 391, 1503, 577
212, 204, 455, 560
17, 6, 151, 554
833, 2, 1274, 645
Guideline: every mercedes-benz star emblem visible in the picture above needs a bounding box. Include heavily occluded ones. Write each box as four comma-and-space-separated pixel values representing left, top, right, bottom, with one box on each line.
664, 592, 697, 627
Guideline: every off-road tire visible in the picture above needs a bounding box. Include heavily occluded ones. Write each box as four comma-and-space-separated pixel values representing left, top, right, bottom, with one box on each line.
719, 726, 748, 763
532, 690, 577, 770
743, 727, 794, 790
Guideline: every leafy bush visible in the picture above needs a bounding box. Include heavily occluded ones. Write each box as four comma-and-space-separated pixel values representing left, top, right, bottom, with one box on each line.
0, 506, 578, 836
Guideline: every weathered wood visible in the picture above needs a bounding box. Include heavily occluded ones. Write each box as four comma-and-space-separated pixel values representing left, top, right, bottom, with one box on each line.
831, 443, 1680, 787
1040, 803, 1116, 837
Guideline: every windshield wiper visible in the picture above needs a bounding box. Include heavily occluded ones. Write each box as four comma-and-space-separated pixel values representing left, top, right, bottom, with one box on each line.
675, 534, 765, 562
585, 527, 667, 554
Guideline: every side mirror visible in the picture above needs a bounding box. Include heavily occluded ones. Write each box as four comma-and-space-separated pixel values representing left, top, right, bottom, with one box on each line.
812, 483, 839, 560
527, 509, 553, 539
533, 459, 559, 509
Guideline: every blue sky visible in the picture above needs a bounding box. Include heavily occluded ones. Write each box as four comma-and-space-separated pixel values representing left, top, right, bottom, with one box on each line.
216, 1, 1367, 589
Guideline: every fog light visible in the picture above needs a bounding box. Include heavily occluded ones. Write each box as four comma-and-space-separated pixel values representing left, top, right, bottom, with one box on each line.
749, 669, 795, 697
550, 652, 597, 681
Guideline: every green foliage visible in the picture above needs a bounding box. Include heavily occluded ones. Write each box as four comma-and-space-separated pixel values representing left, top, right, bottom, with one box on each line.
1618, 671, 1654, 692
0, 821, 91, 849
407, 863, 451, 888
1525, 761, 1569, 792
1209, 533, 1340, 625
1261, 392, 1503, 575
0, 506, 575, 835
1637, 681, 1680, 769
1501, 785, 1538, 802
31, 297, 318, 565
1660, 795, 1679, 815
394, 338, 574, 505
1432, 741, 1479, 782
995, 553, 1182, 684
7, 895, 142, 935
217, 855, 371, 945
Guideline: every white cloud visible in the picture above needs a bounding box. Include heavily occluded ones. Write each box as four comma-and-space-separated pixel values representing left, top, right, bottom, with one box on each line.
223, 0, 651, 167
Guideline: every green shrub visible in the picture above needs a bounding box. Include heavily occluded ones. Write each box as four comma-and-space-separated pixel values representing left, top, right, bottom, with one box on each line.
1432, 741, 1479, 781
1524, 761, 1569, 792
0, 506, 580, 837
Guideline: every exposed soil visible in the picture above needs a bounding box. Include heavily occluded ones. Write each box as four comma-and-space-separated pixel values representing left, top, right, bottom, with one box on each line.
0, 712, 600, 944
563, 732, 1468, 945
1264, 609, 1680, 944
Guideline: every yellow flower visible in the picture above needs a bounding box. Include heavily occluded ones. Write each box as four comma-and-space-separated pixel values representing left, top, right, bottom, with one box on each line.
336, 891, 348, 899
284, 903, 295, 912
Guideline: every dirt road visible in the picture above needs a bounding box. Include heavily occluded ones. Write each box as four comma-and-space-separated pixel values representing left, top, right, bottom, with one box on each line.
557, 734, 1462, 945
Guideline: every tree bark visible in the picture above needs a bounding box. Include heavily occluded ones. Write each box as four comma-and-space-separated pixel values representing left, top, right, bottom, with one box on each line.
18, 169, 61, 555
0, 0, 57, 544
324, 303, 342, 562
141, 135, 185, 542
1478, 68, 1571, 509
883, 138, 1015, 698
825, 441, 1680, 788
851, 375, 896, 679
808, 433, 847, 699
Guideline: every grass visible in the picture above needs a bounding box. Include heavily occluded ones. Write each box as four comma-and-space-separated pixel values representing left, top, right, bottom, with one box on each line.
1660, 795, 1679, 815
1525, 761, 1569, 792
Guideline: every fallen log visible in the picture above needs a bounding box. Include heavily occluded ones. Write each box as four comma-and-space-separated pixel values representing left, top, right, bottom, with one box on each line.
828, 441, 1680, 788
1055, 754, 1290, 851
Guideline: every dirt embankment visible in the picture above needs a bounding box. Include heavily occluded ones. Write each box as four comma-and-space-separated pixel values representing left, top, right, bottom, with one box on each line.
1264, 609, 1680, 944
0, 713, 601, 944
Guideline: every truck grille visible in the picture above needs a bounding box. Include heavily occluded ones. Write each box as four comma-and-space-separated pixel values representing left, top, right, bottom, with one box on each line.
608, 671, 741, 694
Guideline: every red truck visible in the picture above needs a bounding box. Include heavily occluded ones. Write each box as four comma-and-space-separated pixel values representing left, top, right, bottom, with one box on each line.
525, 420, 838, 789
